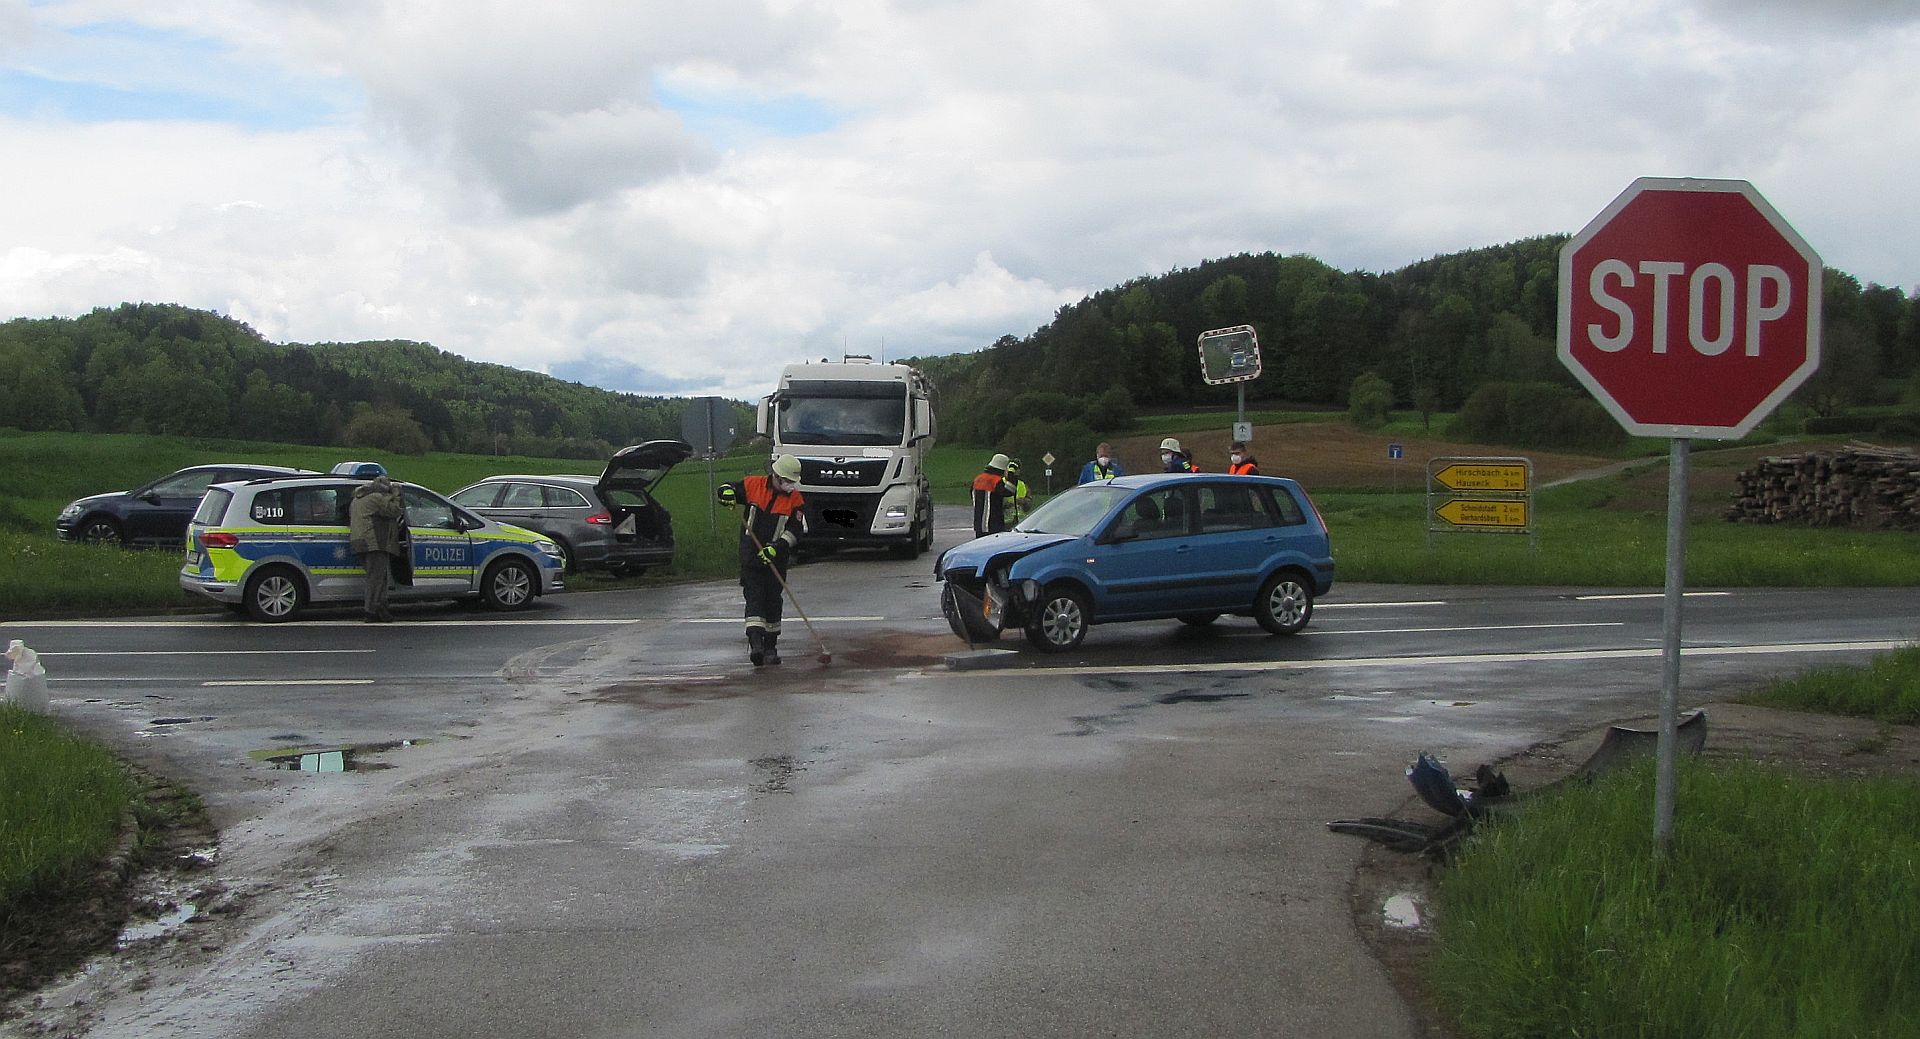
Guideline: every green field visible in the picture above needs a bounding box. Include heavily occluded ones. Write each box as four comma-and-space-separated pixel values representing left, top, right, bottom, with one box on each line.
5, 426, 1920, 617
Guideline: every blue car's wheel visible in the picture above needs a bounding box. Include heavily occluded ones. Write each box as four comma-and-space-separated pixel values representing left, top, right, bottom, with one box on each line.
1024, 585, 1089, 652
1255, 571, 1313, 635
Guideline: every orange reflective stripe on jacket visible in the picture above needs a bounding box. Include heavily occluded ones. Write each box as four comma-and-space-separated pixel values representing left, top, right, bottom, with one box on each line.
972, 473, 1004, 494
1228, 461, 1258, 475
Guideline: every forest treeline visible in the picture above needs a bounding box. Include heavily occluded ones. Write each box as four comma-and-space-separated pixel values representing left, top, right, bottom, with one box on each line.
907, 237, 1920, 461
2, 239, 1913, 462
0, 303, 724, 458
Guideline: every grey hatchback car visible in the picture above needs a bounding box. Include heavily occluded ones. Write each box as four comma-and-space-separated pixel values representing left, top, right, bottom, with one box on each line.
449, 440, 691, 574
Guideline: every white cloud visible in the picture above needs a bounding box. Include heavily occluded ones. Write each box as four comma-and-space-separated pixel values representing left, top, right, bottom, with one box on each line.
0, 0, 1915, 402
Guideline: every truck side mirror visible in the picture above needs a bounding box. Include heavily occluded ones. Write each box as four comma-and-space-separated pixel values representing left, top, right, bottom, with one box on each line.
912, 400, 934, 440
755, 396, 772, 437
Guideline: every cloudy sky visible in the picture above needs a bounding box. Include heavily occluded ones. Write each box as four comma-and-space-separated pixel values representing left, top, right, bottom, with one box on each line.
2, 0, 1915, 400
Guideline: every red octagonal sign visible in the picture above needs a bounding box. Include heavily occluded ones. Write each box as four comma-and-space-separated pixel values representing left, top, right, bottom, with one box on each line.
1558, 177, 1822, 439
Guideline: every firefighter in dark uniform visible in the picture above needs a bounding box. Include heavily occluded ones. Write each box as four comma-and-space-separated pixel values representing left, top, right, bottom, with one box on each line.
971, 452, 1016, 538
717, 454, 808, 666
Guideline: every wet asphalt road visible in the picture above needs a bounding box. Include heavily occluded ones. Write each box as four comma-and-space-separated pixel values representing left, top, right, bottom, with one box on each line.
5, 513, 1918, 1038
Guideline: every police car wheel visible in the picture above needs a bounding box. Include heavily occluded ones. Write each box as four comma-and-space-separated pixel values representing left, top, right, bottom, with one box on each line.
481, 558, 536, 610
244, 566, 305, 623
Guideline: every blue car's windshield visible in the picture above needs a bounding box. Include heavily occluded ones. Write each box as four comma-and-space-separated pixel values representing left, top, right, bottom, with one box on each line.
1014, 486, 1128, 536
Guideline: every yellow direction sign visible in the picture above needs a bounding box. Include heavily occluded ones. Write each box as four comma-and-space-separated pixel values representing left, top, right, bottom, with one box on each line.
1432, 463, 1529, 492
1435, 499, 1529, 528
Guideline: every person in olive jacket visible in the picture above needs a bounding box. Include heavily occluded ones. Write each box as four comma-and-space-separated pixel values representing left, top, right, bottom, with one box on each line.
349, 473, 407, 623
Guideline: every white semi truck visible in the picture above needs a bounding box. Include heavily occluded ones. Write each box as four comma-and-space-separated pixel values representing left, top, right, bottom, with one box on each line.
755, 355, 937, 557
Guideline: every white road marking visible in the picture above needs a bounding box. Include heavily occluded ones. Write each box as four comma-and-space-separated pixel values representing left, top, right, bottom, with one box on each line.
676, 617, 885, 624
4, 617, 884, 628
43, 649, 376, 657
1314, 622, 1623, 636
937, 639, 1912, 678
1573, 591, 1735, 601
1319, 600, 1446, 609
1, 618, 649, 628
202, 679, 378, 687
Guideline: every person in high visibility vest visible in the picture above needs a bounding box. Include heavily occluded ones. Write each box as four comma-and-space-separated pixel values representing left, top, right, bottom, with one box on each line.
1159, 437, 1198, 473
717, 454, 809, 666
1004, 459, 1033, 525
1227, 441, 1260, 475
1078, 442, 1125, 484
971, 452, 1015, 538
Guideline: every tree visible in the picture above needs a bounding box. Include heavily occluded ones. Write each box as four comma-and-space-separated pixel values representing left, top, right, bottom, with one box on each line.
343, 404, 433, 455
1348, 372, 1394, 429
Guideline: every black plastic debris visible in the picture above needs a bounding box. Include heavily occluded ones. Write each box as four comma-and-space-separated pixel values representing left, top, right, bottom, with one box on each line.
1329, 709, 1707, 858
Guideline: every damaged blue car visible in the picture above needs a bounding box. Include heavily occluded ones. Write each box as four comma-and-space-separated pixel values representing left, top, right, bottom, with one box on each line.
935, 472, 1335, 651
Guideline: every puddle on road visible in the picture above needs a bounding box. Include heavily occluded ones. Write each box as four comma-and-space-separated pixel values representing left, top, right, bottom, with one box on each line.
749, 754, 808, 794
1383, 893, 1425, 930
1156, 691, 1251, 705
116, 903, 197, 947
254, 739, 430, 772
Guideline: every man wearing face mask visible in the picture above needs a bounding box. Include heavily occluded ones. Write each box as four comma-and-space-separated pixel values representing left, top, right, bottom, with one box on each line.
1159, 437, 1199, 473
717, 454, 809, 666
1077, 442, 1126, 484
1227, 441, 1260, 475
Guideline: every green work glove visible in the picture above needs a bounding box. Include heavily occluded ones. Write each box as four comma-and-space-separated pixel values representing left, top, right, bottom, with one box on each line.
718, 485, 739, 508
757, 543, 779, 565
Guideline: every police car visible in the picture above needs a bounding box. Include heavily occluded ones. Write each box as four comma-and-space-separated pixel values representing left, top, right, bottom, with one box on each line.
179, 466, 566, 621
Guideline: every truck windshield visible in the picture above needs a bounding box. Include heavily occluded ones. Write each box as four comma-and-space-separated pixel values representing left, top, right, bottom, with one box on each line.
778, 382, 907, 446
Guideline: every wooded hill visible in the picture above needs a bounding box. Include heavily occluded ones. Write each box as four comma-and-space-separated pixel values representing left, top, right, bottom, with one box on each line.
1, 240, 1912, 461
0, 303, 704, 458
909, 238, 1919, 457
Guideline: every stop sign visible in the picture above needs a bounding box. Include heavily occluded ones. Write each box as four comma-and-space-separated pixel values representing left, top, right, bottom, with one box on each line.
1558, 177, 1822, 439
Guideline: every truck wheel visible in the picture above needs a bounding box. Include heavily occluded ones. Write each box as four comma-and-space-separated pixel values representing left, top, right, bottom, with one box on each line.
891, 521, 924, 559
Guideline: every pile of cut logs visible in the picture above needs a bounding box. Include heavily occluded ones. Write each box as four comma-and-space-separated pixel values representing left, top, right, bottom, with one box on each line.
1725, 444, 1920, 529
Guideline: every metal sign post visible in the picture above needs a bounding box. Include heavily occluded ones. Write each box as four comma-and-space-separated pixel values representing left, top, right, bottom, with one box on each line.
681, 396, 738, 534
1558, 177, 1822, 853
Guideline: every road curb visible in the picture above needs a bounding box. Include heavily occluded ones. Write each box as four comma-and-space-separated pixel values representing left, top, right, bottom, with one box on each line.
942, 647, 1024, 671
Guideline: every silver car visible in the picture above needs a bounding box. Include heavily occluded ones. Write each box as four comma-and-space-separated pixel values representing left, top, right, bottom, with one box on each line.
449, 440, 691, 575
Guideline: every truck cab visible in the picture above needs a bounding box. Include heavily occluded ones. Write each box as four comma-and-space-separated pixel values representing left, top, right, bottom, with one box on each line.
756, 355, 937, 557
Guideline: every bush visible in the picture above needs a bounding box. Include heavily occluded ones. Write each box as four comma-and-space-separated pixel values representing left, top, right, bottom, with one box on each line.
1449, 381, 1627, 451
1001, 418, 1099, 478
1348, 372, 1394, 429
1875, 416, 1920, 442
1805, 413, 1884, 435
342, 405, 433, 456
1083, 386, 1138, 434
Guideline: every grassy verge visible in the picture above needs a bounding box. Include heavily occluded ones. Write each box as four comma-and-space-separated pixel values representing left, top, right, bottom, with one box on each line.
0, 704, 133, 936
1429, 756, 1920, 1038
1739, 643, 1920, 723
1429, 649, 1920, 1037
